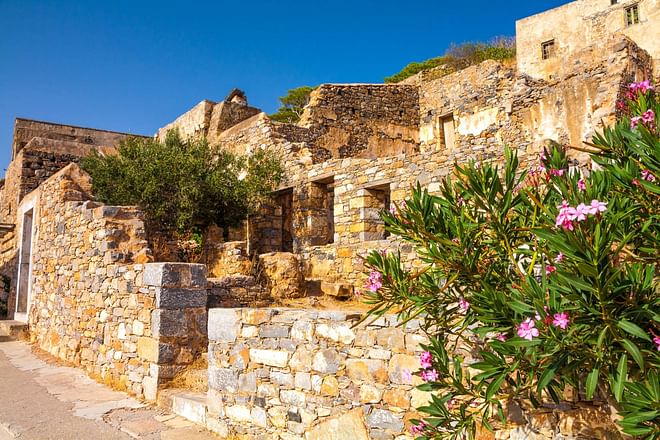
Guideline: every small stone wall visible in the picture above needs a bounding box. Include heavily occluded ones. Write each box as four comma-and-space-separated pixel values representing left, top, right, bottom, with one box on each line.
23, 164, 208, 400
206, 307, 429, 439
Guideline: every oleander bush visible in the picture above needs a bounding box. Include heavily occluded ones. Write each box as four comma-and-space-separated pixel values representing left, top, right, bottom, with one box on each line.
363, 81, 660, 439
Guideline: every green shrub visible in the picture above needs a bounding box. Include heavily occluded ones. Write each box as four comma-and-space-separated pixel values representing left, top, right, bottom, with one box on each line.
384, 37, 516, 84
81, 130, 283, 237
364, 81, 659, 439
269, 86, 317, 123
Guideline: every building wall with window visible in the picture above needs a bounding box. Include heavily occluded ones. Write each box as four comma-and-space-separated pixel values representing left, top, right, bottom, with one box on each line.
516, 0, 660, 80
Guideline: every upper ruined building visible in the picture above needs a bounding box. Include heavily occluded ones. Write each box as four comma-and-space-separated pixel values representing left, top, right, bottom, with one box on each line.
0, 0, 657, 318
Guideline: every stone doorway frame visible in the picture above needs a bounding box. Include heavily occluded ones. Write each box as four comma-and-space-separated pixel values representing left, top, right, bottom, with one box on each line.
15, 200, 36, 323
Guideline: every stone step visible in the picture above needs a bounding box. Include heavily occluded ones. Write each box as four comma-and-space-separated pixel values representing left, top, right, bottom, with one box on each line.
0, 320, 28, 341
158, 389, 208, 426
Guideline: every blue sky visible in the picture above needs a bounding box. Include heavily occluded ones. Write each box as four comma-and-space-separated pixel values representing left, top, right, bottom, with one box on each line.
0, 0, 571, 171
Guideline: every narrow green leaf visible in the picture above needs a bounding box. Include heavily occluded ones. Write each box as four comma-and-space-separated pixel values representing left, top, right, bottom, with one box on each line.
614, 354, 628, 402
620, 339, 644, 370
537, 366, 557, 394
585, 368, 599, 400
617, 320, 652, 341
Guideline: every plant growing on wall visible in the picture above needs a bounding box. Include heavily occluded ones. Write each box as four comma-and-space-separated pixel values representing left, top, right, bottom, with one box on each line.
384, 37, 516, 83
364, 81, 659, 439
269, 85, 316, 123
81, 130, 283, 243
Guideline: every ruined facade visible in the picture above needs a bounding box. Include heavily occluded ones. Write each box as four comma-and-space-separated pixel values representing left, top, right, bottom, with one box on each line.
0, 0, 658, 438
516, 0, 660, 80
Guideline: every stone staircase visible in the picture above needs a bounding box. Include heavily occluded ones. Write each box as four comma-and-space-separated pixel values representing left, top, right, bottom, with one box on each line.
0, 320, 28, 341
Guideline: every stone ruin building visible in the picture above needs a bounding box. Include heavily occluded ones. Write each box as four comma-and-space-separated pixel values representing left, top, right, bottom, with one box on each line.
0, 1, 657, 439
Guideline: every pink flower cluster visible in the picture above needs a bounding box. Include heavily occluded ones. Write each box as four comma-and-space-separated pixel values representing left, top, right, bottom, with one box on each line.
555, 199, 607, 230
517, 318, 539, 340
578, 178, 586, 191
628, 80, 654, 95
631, 109, 656, 129
419, 351, 438, 382
641, 170, 657, 182
549, 168, 565, 177
552, 312, 570, 329
458, 297, 470, 313
410, 420, 427, 435
365, 271, 383, 292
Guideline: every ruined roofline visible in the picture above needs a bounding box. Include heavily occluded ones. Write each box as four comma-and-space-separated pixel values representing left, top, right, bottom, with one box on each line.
14, 117, 150, 138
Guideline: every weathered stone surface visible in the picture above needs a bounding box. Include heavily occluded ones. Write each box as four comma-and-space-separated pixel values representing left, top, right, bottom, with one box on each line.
366, 409, 404, 432
208, 309, 241, 342
305, 409, 369, 440
312, 349, 341, 373
258, 252, 305, 299
249, 349, 289, 367
142, 263, 207, 288
154, 287, 207, 309
208, 366, 239, 393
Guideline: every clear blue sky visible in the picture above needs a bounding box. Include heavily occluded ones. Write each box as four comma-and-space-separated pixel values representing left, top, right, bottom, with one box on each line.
0, 0, 571, 171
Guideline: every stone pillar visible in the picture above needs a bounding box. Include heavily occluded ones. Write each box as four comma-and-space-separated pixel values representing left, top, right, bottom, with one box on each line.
139, 262, 208, 401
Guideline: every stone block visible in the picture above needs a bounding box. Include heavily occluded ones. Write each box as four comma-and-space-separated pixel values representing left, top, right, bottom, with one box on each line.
315, 323, 355, 344
260, 325, 290, 338
137, 337, 159, 363
226, 405, 252, 423
208, 366, 238, 393
270, 371, 294, 388
306, 409, 369, 440
142, 376, 158, 401
171, 392, 207, 425
242, 309, 274, 325
320, 281, 353, 298
208, 309, 241, 342
238, 372, 257, 393
249, 348, 289, 367
366, 409, 404, 432
346, 359, 388, 383
143, 262, 207, 288
312, 349, 341, 373
388, 354, 420, 384
291, 321, 314, 341
151, 309, 188, 337
155, 287, 207, 309
280, 390, 306, 406
252, 406, 268, 428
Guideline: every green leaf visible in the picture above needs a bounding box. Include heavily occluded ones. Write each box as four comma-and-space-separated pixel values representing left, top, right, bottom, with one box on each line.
617, 320, 652, 342
614, 354, 627, 402
486, 372, 507, 400
585, 368, 599, 400
537, 366, 557, 394
620, 339, 644, 370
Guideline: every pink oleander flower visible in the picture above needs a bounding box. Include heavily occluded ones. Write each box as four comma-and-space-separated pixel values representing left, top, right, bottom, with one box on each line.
517, 318, 540, 341
421, 369, 439, 382
641, 170, 657, 182
629, 82, 639, 92
539, 150, 547, 161
654, 335, 660, 351
554, 252, 564, 263
574, 203, 589, 221
447, 398, 457, 410
458, 297, 470, 313
420, 351, 433, 369
556, 200, 577, 230
552, 312, 570, 330
389, 205, 396, 214
380, 249, 388, 256
642, 109, 655, 123
631, 116, 642, 129
578, 178, 586, 191
401, 369, 412, 383
410, 421, 427, 435
495, 333, 507, 342
365, 271, 383, 292
545, 265, 557, 275
549, 168, 565, 177
588, 200, 608, 215
632, 178, 640, 186
638, 80, 654, 93
616, 100, 626, 110
457, 196, 465, 207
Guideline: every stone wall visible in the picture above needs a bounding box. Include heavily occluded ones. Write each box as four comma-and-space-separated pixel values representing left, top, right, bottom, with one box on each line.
298, 84, 420, 159
11, 118, 133, 159
206, 307, 429, 439
19, 164, 207, 400
516, 0, 660, 80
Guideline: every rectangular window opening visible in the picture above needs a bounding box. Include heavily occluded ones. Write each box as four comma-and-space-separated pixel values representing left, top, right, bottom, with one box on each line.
276, 188, 294, 252
541, 40, 556, 60
312, 177, 335, 245
625, 4, 640, 26
438, 113, 456, 150
362, 184, 391, 241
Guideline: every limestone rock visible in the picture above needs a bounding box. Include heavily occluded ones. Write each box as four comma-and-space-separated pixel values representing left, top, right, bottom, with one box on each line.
259, 252, 305, 299
305, 409, 369, 440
